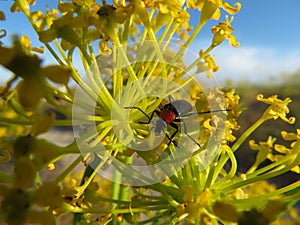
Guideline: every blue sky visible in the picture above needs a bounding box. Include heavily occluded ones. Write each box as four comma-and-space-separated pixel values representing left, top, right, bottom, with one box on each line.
212, 0, 300, 83
1, 0, 300, 84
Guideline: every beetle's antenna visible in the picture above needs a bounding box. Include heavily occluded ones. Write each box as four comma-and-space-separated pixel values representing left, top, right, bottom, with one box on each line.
197, 109, 230, 115
182, 109, 230, 117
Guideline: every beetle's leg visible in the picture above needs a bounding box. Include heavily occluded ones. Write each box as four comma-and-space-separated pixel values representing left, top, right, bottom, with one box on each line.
172, 119, 201, 148
161, 129, 177, 147
124, 107, 160, 124
168, 122, 179, 146
124, 106, 150, 120
180, 120, 201, 148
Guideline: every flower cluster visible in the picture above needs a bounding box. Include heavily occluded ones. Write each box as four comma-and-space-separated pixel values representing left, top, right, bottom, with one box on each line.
0, 0, 299, 225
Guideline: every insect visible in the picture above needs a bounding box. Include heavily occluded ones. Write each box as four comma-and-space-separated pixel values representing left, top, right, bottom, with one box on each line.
125, 96, 229, 148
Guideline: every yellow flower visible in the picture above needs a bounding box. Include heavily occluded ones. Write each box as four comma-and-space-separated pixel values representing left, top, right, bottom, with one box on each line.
20, 35, 44, 54
181, 186, 212, 221
58, 1, 80, 13
73, 0, 96, 7
225, 120, 238, 142
223, 88, 240, 111
203, 115, 228, 142
211, 15, 240, 47
256, 94, 295, 124
10, 0, 36, 13
281, 129, 300, 141
187, 0, 241, 22
182, 185, 193, 202
249, 134, 300, 173
31, 8, 59, 31
94, 4, 133, 43
276, 130, 300, 173
153, 0, 184, 16
199, 50, 220, 72
152, 0, 191, 36
249, 136, 276, 166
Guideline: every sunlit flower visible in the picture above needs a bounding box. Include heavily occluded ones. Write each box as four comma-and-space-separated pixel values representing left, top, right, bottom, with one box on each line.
257, 94, 295, 124
20, 35, 44, 54
211, 15, 240, 47
31, 8, 59, 31
249, 134, 300, 173
187, 0, 241, 22
199, 50, 220, 72
249, 136, 277, 168
281, 129, 300, 141
10, 0, 36, 13
180, 185, 213, 222
153, 0, 184, 17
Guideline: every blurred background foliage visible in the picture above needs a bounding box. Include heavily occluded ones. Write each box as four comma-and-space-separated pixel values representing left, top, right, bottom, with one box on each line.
226, 69, 300, 187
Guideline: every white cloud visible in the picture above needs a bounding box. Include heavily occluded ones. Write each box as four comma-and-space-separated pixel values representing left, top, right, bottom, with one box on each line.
213, 45, 300, 84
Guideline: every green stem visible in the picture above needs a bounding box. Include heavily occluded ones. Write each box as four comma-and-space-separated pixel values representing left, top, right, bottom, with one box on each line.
226, 180, 300, 209
110, 169, 123, 225
66, 49, 99, 101
173, 44, 214, 82
53, 155, 83, 184
140, 8, 155, 42
65, 203, 170, 214
170, 21, 205, 66
52, 38, 68, 63
221, 164, 292, 194
246, 153, 297, 179
231, 116, 267, 152
0, 116, 32, 125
